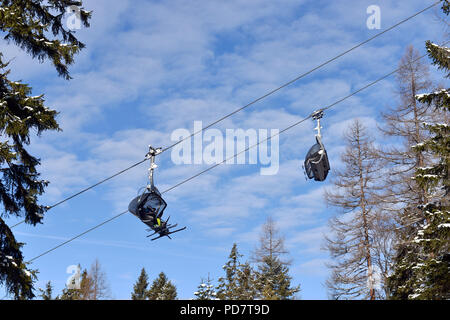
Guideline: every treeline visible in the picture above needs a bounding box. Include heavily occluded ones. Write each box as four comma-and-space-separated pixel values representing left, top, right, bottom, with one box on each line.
323, 39, 449, 299
192, 217, 300, 300
38, 260, 177, 300
130, 217, 300, 300
131, 270, 177, 300
37, 217, 300, 300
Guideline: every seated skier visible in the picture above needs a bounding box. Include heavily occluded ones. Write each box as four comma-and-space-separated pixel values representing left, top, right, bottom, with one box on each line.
140, 205, 165, 231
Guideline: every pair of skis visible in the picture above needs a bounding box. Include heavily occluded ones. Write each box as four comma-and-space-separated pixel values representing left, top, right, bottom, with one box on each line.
147, 226, 187, 241
146, 216, 187, 241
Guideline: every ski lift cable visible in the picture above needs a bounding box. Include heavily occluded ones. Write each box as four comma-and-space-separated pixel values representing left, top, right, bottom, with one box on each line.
162, 43, 445, 192
26, 41, 447, 263
10, 159, 148, 229
159, 0, 442, 154
28, 209, 130, 263
9, 0, 441, 231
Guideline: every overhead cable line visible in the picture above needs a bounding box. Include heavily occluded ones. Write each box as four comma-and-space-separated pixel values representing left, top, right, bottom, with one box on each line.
160, 0, 442, 153
27, 39, 448, 263
10, 0, 441, 230
28, 209, 129, 263
10, 159, 147, 228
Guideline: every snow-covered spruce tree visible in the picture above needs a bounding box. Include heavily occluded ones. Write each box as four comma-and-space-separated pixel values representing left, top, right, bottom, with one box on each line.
252, 218, 299, 300
388, 41, 450, 300
57, 286, 81, 300
236, 262, 257, 300
217, 243, 258, 300
0, 0, 90, 299
56, 265, 84, 300
254, 255, 299, 300
131, 267, 149, 300
194, 274, 218, 300
216, 243, 243, 300
1, 0, 91, 80
147, 272, 177, 300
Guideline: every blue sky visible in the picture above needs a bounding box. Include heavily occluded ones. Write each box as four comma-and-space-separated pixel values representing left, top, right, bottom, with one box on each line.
1, 0, 448, 299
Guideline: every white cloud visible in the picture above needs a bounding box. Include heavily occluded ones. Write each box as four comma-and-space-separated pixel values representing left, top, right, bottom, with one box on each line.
296, 258, 330, 277
287, 225, 330, 254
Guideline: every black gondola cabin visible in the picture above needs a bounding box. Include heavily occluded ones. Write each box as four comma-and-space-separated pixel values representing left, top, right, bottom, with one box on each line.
304, 137, 330, 182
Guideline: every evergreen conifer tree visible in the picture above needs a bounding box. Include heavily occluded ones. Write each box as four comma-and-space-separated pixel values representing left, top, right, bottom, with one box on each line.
57, 269, 85, 300
0, 0, 90, 299
194, 274, 217, 300
236, 262, 257, 300
38, 281, 53, 300
216, 243, 242, 300
56, 264, 82, 300
147, 272, 177, 300
254, 255, 299, 300
131, 268, 149, 300
57, 287, 81, 300
216, 244, 258, 300
57, 267, 97, 300
252, 218, 300, 300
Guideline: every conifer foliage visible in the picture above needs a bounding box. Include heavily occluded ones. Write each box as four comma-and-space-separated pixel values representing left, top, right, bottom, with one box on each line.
252, 218, 300, 300
216, 243, 258, 300
194, 274, 218, 300
216, 243, 244, 300
194, 222, 299, 301
235, 262, 257, 300
0, 0, 90, 299
130, 269, 178, 300
131, 267, 149, 300
147, 272, 177, 300
0, 0, 91, 79
38, 281, 53, 300
388, 41, 450, 300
